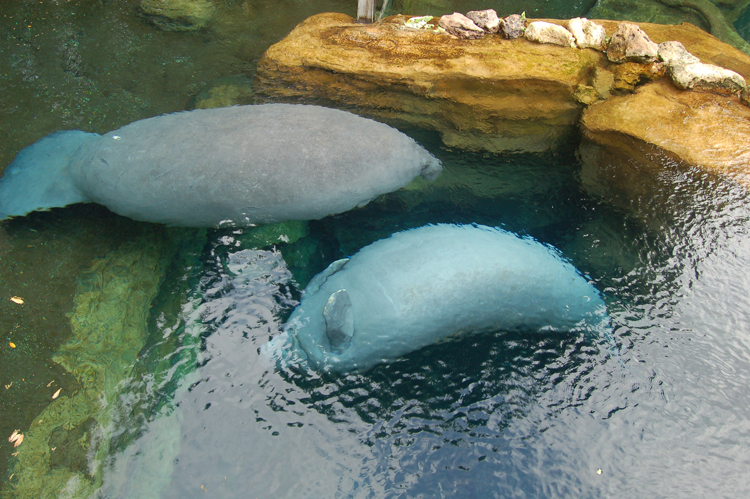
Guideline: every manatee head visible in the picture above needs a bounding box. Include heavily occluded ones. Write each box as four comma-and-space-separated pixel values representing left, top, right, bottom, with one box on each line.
419, 151, 442, 181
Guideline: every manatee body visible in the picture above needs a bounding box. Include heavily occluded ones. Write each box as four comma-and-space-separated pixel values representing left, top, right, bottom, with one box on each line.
0, 104, 441, 226
261, 224, 610, 373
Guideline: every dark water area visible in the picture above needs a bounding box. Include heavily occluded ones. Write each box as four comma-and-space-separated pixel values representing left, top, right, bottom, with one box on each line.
2, 1, 750, 498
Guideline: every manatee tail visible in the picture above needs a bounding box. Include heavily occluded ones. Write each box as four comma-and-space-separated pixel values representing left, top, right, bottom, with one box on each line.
0, 130, 98, 220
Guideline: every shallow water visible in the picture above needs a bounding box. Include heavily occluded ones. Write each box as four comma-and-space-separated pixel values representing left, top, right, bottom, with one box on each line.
2, 1, 750, 498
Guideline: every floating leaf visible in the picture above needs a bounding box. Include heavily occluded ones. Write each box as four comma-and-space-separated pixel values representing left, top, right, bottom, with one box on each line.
8, 430, 21, 444
13, 435, 23, 448
9, 342, 16, 348
9, 296, 24, 305
52, 388, 62, 399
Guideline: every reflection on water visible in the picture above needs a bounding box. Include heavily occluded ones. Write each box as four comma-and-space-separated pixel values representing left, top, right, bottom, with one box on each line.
96, 146, 750, 498
1, 1, 750, 498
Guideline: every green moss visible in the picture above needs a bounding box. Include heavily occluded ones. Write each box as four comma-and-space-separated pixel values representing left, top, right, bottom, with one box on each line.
4, 228, 179, 499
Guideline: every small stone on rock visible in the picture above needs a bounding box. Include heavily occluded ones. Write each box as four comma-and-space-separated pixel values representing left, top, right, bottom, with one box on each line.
525, 21, 576, 48
466, 9, 500, 33
669, 62, 746, 95
439, 12, 485, 40
567, 18, 606, 51
607, 23, 658, 64
658, 41, 700, 67
499, 14, 525, 39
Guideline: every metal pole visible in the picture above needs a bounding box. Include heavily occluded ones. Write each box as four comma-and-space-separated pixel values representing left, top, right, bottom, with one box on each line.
357, 0, 375, 23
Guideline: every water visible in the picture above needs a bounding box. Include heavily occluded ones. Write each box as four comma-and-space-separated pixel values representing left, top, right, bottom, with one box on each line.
2, 1, 750, 498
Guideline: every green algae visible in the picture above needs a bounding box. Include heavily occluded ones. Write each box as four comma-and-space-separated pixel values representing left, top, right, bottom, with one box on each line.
3, 228, 181, 499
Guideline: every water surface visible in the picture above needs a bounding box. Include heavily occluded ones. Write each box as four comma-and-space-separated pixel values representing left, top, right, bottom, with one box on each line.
2, 1, 750, 498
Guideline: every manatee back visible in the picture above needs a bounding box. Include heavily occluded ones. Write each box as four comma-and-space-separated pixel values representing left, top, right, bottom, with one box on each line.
70, 104, 440, 227
289, 224, 608, 372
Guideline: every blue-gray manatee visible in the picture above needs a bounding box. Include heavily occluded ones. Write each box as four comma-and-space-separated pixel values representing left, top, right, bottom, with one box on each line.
0, 104, 441, 226
261, 224, 610, 373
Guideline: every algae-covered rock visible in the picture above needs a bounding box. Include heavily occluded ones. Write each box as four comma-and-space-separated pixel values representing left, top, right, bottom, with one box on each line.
189, 74, 254, 110
138, 0, 215, 32
238, 220, 310, 248
3, 229, 178, 499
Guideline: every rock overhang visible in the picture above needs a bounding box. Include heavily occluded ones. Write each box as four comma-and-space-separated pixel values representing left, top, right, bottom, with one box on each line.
255, 12, 750, 189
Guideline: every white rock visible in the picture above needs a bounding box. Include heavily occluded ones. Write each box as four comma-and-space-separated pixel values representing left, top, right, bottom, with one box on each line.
658, 41, 701, 67
567, 18, 606, 51
525, 21, 576, 48
669, 62, 746, 95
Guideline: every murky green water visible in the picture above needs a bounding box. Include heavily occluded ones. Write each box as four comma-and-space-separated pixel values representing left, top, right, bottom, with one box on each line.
2, 1, 750, 498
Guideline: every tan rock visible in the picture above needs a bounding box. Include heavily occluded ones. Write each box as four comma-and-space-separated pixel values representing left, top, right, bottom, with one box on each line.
592, 66, 615, 99
612, 61, 667, 92
580, 80, 750, 188
256, 13, 604, 153
256, 13, 750, 184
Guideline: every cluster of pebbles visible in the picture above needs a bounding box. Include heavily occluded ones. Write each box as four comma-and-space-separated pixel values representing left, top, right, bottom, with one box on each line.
434, 9, 749, 104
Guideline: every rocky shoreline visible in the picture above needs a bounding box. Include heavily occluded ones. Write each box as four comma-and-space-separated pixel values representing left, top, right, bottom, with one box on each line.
255, 12, 750, 189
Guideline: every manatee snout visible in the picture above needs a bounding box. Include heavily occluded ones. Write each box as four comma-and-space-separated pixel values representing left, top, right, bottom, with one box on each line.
419, 154, 442, 181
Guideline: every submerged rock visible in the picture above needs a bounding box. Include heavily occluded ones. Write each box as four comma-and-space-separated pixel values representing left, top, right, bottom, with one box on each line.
189, 74, 254, 110
525, 21, 576, 48
466, 9, 500, 33
567, 18, 606, 51
138, 0, 215, 32
607, 23, 659, 63
439, 12, 485, 39
668, 62, 746, 94
499, 13, 525, 39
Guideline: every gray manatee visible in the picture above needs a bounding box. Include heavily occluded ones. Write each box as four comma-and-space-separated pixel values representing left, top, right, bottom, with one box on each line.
261, 224, 610, 373
0, 104, 441, 226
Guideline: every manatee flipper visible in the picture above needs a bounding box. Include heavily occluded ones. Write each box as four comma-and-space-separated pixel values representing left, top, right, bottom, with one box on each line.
304, 258, 349, 295
323, 289, 354, 353
0, 131, 98, 220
